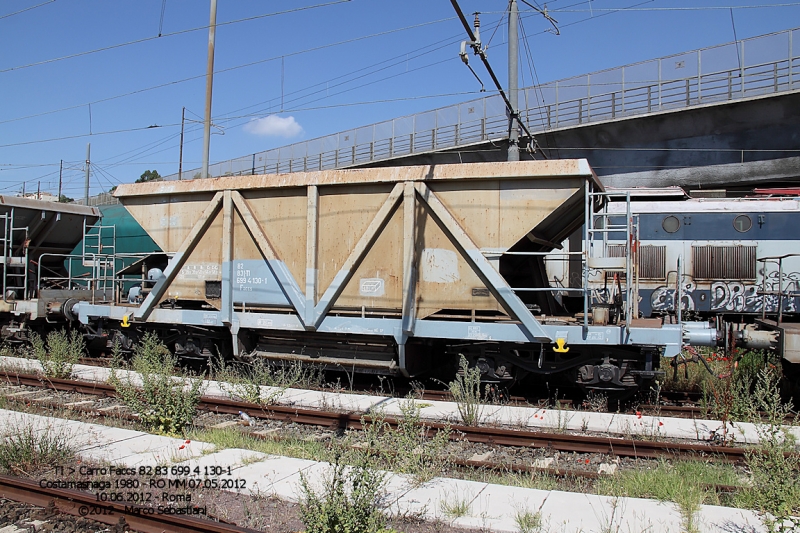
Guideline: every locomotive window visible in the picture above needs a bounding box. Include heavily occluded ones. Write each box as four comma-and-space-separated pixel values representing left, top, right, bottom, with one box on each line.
733, 214, 752, 233
662, 215, 680, 233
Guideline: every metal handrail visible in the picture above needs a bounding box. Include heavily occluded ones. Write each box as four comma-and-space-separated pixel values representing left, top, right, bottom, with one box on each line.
757, 253, 800, 324
155, 27, 798, 184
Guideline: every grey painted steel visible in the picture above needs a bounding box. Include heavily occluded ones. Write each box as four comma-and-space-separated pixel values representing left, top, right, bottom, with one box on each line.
401, 181, 416, 336
74, 303, 687, 357
163, 27, 800, 181
134, 191, 223, 321
305, 185, 318, 328
414, 181, 551, 343
221, 190, 234, 325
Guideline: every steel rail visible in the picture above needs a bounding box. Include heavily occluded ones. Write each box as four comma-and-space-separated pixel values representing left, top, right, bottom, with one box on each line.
0, 371, 761, 461
0, 474, 262, 533
640, 404, 798, 425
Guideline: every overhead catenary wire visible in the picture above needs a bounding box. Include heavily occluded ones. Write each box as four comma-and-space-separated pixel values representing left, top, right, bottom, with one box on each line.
449, 0, 542, 156
0, 0, 352, 74
0, 0, 56, 21
0, 88, 490, 150
6, 15, 510, 160
0, 16, 462, 127
518, 13, 561, 159
7, 0, 788, 191
546, 3, 800, 12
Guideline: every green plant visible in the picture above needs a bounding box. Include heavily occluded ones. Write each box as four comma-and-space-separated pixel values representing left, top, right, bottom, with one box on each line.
188, 426, 329, 461
109, 333, 205, 435
214, 358, 285, 405
31, 329, 85, 379
270, 359, 325, 389
582, 390, 608, 413
298, 457, 387, 533
439, 489, 471, 519
738, 367, 800, 532
0, 421, 75, 475
700, 350, 783, 434
595, 458, 739, 526
448, 355, 483, 426
514, 508, 545, 533
356, 400, 451, 485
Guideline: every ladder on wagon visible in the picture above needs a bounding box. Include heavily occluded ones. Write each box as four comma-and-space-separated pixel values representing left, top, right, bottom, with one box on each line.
585, 189, 640, 332
81, 219, 117, 294
0, 209, 29, 302
36, 219, 117, 304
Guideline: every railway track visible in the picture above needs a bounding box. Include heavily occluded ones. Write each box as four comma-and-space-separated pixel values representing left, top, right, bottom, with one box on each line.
0, 474, 261, 533
640, 403, 798, 425
0, 370, 765, 462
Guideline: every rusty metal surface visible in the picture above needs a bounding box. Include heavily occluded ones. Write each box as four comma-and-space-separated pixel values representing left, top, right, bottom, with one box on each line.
114, 160, 597, 197
0, 195, 99, 217
639, 245, 667, 280
115, 162, 593, 317
608, 244, 666, 280
0, 474, 261, 533
692, 245, 757, 280
2, 370, 759, 462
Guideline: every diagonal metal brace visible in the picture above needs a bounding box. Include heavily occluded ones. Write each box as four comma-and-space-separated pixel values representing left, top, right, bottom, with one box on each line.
231, 191, 307, 326
313, 182, 404, 330
415, 182, 551, 343
135, 191, 223, 321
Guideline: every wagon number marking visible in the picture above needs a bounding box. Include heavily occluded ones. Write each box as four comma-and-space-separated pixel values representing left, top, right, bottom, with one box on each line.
236, 263, 263, 290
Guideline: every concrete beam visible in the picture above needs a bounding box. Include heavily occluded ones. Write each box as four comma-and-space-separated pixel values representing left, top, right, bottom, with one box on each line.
599, 156, 800, 189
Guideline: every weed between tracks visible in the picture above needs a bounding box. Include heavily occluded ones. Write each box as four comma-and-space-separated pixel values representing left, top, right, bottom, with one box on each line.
438, 488, 472, 519
212, 358, 323, 405
356, 400, 451, 485
31, 329, 85, 380
737, 367, 800, 532
299, 457, 389, 533
4, 338, 800, 529
187, 426, 330, 461
109, 333, 205, 436
0, 420, 75, 476
447, 355, 484, 426
514, 508, 546, 533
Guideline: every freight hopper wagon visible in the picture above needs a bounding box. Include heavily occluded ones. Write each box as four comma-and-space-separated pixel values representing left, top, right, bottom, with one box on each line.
0, 196, 102, 341
71, 161, 712, 395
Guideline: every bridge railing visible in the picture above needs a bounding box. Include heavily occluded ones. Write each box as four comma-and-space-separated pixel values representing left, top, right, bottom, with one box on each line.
165, 26, 799, 181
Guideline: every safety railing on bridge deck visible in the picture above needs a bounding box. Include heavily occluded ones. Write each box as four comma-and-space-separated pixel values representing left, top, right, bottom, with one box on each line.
157, 26, 799, 182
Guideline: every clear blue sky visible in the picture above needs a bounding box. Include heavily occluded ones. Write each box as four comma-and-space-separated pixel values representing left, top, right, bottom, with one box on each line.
1, 0, 798, 198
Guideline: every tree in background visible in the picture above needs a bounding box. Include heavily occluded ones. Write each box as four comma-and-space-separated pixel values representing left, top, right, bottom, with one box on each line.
135, 170, 161, 183
58, 194, 73, 203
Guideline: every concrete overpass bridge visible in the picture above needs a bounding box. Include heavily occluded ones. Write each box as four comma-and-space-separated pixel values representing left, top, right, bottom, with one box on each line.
170, 26, 800, 191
